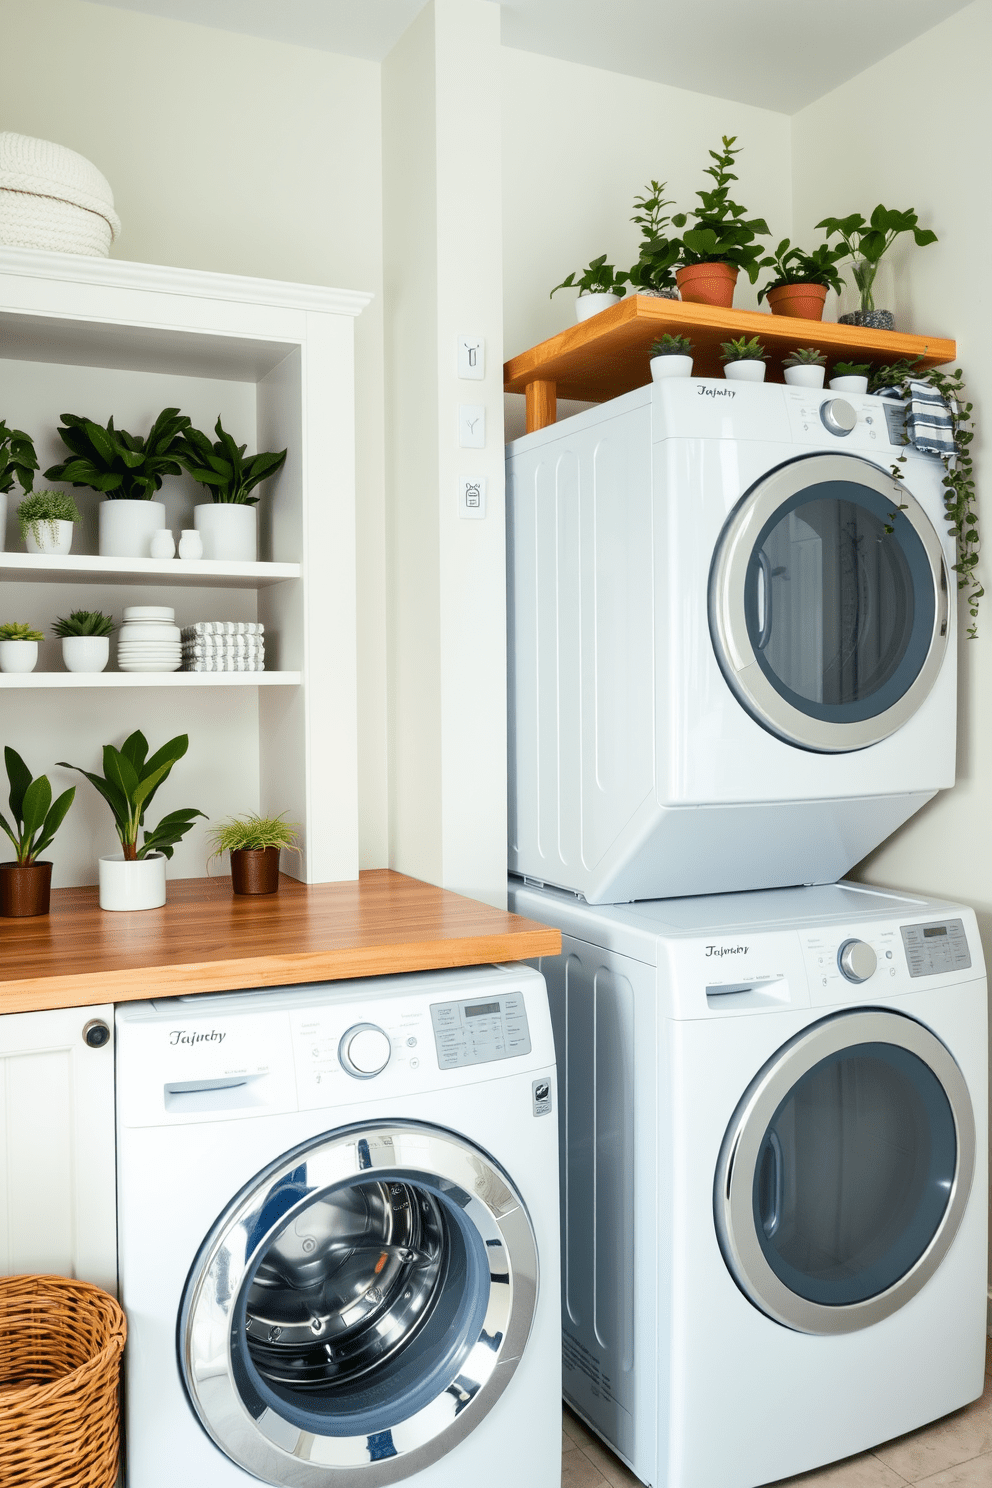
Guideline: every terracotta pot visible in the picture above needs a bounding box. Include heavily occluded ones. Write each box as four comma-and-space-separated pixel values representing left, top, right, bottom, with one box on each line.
0, 860, 53, 917
675, 262, 738, 307
231, 846, 280, 895
765, 283, 828, 320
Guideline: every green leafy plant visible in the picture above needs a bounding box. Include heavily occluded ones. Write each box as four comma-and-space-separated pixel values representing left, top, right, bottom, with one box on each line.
0, 622, 43, 642
44, 407, 192, 500
815, 206, 937, 313
0, 422, 38, 496
207, 812, 301, 867
0, 747, 75, 866
17, 489, 82, 545
832, 362, 870, 378
52, 610, 115, 639
59, 729, 205, 861
177, 418, 288, 506
672, 136, 770, 283
757, 238, 846, 301
783, 347, 826, 367
650, 333, 694, 357
720, 335, 766, 363
627, 180, 681, 293
551, 254, 628, 300
868, 359, 981, 636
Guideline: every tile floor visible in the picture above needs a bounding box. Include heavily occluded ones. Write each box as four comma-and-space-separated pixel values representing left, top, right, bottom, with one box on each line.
561, 1337, 992, 1488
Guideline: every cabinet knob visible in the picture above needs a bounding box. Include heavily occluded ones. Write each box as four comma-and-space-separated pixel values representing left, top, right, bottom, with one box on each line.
820, 399, 857, 436
838, 940, 877, 983
83, 1019, 111, 1048
339, 1023, 392, 1079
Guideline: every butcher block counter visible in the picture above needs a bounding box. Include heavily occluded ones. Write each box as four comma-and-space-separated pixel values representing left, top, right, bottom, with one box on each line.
0, 869, 561, 1015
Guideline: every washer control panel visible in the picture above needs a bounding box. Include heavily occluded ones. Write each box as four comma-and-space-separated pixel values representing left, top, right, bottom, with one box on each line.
430, 993, 531, 1070
838, 938, 877, 983
900, 919, 972, 977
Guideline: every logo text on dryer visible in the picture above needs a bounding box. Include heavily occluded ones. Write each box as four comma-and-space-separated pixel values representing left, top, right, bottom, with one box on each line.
697, 386, 736, 399
705, 944, 749, 957
169, 1028, 227, 1046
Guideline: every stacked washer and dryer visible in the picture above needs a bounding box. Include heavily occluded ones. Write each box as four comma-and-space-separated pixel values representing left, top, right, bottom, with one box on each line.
505, 378, 988, 1488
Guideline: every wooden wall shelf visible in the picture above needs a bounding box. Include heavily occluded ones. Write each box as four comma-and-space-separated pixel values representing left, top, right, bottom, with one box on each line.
504, 296, 957, 433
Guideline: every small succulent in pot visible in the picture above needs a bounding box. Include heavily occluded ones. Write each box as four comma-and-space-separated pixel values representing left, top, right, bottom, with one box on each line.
52, 610, 116, 675
52, 609, 115, 639
17, 489, 82, 555
720, 335, 767, 385
0, 621, 44, 675
0, 746, 75, 918
208, 812, 301, 895
649, 333, 694, 383
783, 346, 827, 389
651, 333, 694, 357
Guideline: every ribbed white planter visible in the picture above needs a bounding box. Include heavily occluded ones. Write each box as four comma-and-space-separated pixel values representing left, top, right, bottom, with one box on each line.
62, 635, 109, 673
193, 503, 257, 562
784, 365, 826, 389
650, 355, 693, 381
25, 519, 74, 554
575, 292, 620, 322
0, 639, 38, 673
724, 360, 766, 383
99, 500, 166, 558
98, 851, 167, 911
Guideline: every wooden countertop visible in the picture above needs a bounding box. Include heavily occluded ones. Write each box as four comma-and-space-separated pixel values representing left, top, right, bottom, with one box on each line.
0, 870, 562, 1015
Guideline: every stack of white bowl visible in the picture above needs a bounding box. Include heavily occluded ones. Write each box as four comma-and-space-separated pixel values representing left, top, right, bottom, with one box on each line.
117, 606, 182, 672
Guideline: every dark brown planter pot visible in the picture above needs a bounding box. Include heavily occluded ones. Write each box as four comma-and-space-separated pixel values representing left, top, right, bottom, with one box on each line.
675, 262, 738, 307
230, 847, 280, 895
766, 282, 828, 320
0, 860, 53, 917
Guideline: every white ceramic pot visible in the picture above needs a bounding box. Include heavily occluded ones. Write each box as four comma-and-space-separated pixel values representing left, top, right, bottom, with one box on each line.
784, 364, 826, 389
193, 503, 257, 562
99, 499, 166, 558
650, 355, 693, 381
98, 851, 167, 911
149, 529, 176, 560
0, 639, 38, 673
575, 292, 620, 323
178, 528, 204, 560
724, 360, 767, 383
25, 519, 74, 555
829, 375, 869, 394
62, 635, 109, 673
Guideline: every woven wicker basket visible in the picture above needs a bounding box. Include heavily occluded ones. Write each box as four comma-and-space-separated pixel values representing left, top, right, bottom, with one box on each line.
0, 1275, 126, 1488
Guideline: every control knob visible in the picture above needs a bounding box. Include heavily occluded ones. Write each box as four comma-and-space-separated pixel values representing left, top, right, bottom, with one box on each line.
820, 398, 857, 437
837, 939, 877, 983
339, 1023, 392, 1079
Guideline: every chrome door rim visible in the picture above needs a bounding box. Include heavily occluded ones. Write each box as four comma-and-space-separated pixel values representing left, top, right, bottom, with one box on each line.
180, 1121, 539, 1486
714, 1010, 975, 1335
709, 454, 950, 752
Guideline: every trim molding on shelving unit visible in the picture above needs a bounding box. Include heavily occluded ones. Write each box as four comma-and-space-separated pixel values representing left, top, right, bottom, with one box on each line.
0, 672, 302, 688
0, 553, 301, 588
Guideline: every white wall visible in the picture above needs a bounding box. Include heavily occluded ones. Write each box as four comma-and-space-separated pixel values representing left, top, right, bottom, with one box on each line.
1, 0, 389, 867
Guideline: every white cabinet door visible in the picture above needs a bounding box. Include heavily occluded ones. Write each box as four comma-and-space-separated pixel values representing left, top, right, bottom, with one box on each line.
0, 1003, 116, 1293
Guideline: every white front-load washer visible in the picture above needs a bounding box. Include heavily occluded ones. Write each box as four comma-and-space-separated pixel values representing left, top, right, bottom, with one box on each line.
115, 963, 560, 1488
508, 876, 988, 1488
506, 379, 956, 902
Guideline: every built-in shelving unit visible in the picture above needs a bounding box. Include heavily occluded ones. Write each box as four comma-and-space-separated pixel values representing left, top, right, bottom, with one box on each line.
0, 672, 301, 688
0, 554, 301, 588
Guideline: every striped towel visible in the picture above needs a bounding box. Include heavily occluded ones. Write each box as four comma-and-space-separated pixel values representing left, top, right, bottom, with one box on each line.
874, 380, 956, 459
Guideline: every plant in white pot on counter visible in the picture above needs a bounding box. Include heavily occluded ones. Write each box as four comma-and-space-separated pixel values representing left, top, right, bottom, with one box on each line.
0, 747, 75, 918
720, 335, 767, 383
0, 421, 38, 554
178, 418, 287, 563
0, 621, 43, 673
17, 489, 82, 555
830, 361, 871, 394
59, 729, 205, 911
52, 609, 115, 673
782, 346, 827, 389
649, 333, 694, 381
550, 254, 628, 323
44, 407, 191, 559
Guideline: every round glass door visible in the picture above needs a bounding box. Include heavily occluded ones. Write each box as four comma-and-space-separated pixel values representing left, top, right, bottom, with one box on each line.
714, 1011, 975, 1335
180, 1122, 538, 1486
709, 454, 949, 752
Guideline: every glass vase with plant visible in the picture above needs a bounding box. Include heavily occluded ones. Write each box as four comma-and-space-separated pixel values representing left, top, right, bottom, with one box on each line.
672, 136, 769, 306
0, 746, 75, 918
815, 206, 937, 329
17, 489, 82, 555
208, 811, 301, 895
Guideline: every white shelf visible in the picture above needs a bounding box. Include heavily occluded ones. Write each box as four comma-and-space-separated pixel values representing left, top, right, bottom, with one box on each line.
0, 671, 301, 688
0, 553, 301, 588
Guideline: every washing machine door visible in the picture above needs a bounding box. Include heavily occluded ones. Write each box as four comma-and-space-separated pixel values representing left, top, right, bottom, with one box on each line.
179, 1121, 539, 1486
714, 1009, 975, 1335
709, 452, 949, 752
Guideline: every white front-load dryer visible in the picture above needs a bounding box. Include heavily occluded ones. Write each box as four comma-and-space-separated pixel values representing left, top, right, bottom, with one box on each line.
115, 964, 560, 1488
508, 875, 988, 1488
506, 379, 956, 901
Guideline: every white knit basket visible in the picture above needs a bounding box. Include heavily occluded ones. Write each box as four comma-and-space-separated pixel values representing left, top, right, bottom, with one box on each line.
0, 132, 120, 257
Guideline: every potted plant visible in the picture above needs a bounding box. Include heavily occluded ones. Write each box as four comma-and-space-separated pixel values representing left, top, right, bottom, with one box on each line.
551, 254, 628, 323
815, 206, 938, 330
756, 239, 846, 321
52, 610, 115, 673
17, 489, 82, 555
0, 421, 38, 555
0, 747, 75, 917
207, 812, 300, 895
649, 334, 694, 382
830, 361, 871, 394
626, 180, 681, 299
0, 621, 43, 674
671, 136, 769, 307
782, 347, 827, 389
177, 418, 287, 563
44, 407, 192, 559
59, 729, 205, 911
721, 335, 767, 383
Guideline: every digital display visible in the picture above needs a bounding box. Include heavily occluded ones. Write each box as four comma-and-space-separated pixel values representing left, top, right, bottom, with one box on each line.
923, 926, 948, 939
465, 1001, 501, 1018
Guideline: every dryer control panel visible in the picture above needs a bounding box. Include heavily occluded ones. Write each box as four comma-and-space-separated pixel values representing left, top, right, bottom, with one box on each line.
784, 387, 904, 453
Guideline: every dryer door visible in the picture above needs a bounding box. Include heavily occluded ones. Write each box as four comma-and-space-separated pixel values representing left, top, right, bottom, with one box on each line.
179, 1120, 538, 1486
709, 453, 949, 752
714, 1010, 975, 1335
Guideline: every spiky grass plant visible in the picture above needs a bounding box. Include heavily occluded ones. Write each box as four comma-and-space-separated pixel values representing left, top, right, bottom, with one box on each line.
52, 610, 115, 638
208, 812, 300, 856
650, 333, 694, 357
783, 347, 827, 367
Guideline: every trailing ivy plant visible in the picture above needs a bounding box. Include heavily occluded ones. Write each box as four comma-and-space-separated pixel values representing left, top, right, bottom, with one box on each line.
627, 180, 681, 293
868, 359, 981, 636
17, 490, 81, 545
45, 407, 192, 500
672, 136, 769, 283
0, 422, 38, 496
551, 254, 628, 300
757, 239, 846, 302
178, 418, 287, 506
